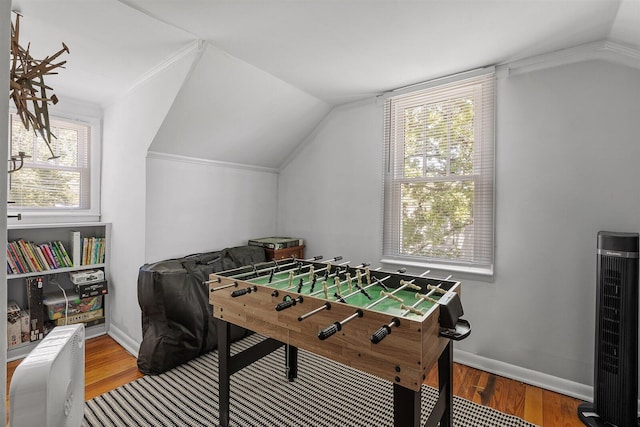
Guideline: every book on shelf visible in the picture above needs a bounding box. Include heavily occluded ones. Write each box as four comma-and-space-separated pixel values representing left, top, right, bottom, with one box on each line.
56, 241, 74, 266
10, 242, 25, 272
17, 240, 39, 271
6, 248, 19, 274
248, 237, 304, 250
81, 237, 106, 265
6, 240, 73, 274
41, 244, 58, 269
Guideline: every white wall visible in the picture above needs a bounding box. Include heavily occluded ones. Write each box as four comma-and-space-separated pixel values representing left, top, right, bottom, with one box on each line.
277, 58, 640, 398
145, 154, 278, 263
479, 59, 640, 385
101, 48, 200, 352
1, 0, 12, 420
277, 99, 384, 263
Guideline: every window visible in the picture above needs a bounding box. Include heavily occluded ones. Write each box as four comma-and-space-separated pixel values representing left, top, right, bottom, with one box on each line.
8, 112, 92, 210
383, 70, 495, 274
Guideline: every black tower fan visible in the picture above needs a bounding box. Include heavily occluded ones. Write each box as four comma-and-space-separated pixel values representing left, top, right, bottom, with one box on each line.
578, 231, 639, 427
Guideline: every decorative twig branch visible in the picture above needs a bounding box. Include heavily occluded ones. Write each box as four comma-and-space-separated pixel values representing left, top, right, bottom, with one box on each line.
9, 12, 69, 160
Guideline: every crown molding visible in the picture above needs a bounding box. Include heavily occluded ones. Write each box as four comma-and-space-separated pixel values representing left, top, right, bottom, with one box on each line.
147, 150, 280, 174
498, 39, 640, 78
104, 39, 206, 107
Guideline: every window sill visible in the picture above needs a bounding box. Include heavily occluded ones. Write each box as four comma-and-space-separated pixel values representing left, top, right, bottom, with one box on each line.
7, 211, 101, 226
380, 258, 494, 279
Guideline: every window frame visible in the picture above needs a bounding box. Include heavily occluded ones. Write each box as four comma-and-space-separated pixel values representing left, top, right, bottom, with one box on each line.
381, 69, 495, 276
7, 103, 102, 223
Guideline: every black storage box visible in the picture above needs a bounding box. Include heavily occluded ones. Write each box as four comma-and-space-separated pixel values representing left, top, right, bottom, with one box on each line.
137, 246, 265, 374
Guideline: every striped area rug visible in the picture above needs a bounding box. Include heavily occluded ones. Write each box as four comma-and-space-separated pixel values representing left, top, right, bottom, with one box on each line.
84, 334, 536, 427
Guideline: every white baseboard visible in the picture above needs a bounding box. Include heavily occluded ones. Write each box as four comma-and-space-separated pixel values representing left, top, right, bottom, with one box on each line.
104, 326, 635, 408
108, 324, 140, 358
454, 349, 593, 402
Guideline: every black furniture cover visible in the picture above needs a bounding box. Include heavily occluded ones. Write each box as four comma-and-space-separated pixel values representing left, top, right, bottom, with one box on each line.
137, 245, 265, 374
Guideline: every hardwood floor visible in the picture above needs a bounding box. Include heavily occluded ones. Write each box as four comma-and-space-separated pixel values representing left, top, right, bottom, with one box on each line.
6, 334, 585, 426
423, 362, 585, 426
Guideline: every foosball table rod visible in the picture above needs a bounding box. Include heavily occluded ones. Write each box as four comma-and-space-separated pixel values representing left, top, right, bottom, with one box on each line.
334, 275, 392, 303
297, 302, 332, 321
317, 309, 364, 340
370, 278, 448, 343
262, 261, 362, 292
308, 276, 345, 298
316, 274, 408, 340
400, 275, 452, 317
267, 260, 369, 287
366, 279, 421, 310
209, 281, 239, 292
308, 272, 390, 300
227, 255, 332, 280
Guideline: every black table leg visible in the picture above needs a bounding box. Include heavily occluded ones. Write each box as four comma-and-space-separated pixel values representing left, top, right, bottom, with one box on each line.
214, 319, 290, 427
286, 344, 298, 381
395, 341, 453, 427
216, 318, 231, 427
437, 341, 453, 427
393, 383, 421, 427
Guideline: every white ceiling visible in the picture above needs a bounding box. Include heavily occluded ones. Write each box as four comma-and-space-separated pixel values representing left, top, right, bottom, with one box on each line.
11, 0, 640, 107
10, 0, 194, 106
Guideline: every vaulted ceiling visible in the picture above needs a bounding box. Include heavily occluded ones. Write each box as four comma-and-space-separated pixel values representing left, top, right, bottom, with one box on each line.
10, 0, 640, 168
12, 0, 640, 107
125, 0, 640, 105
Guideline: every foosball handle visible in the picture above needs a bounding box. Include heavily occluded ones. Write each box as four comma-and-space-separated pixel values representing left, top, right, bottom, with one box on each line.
231, 286, 256, 297
334, 256, 343, 261
312, 255, 323, 260
275, 296, 303, 311
370, 317, 400, 344
318, 322, 342, 340
370, 325, 391, 344
276, 299, 295, 311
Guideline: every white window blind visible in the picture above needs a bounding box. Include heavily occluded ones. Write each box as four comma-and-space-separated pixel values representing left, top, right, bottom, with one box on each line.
8, 112, 91, 209
383, 71, 495, 271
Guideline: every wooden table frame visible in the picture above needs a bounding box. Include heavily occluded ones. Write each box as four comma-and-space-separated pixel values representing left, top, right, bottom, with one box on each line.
214, 317, 454, 427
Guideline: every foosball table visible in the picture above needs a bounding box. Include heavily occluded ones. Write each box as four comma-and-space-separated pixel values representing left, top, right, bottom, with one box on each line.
208, 256, 471, 427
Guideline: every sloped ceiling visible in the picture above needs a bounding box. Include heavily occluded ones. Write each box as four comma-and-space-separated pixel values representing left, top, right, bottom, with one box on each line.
610, 0, 640, 47
9, 0, 640, 169
148, 43, 331, 169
